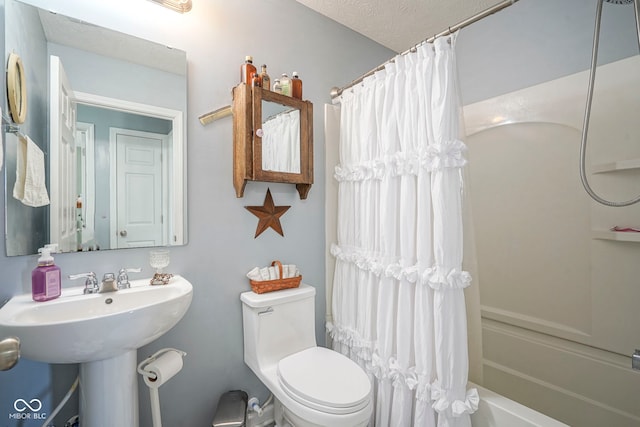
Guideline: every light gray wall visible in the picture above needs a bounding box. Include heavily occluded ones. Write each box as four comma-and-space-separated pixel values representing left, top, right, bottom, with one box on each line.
4, 0, 48, 255
49, 42, 187, 113
457, 0, 638, 105
0, 0, 393, 425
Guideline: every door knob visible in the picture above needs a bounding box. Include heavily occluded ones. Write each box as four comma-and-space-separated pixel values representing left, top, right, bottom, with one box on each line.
119, 230, 127, 237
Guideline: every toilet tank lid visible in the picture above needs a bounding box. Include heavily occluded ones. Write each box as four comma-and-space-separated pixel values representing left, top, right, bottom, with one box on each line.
240, 284, 315, 308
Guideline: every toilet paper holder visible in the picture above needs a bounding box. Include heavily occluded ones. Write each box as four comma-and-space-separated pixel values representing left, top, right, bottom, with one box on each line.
138, 348, 187, 427
137, 348, 187, 382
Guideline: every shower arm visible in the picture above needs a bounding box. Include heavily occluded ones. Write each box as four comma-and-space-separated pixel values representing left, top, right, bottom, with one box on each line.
579, 0, 640, 207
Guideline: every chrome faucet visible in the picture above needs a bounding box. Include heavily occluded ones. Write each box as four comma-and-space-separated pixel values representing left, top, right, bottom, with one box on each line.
69, 272, 117, 293
69, 272, 99, 294
117, 268, 141, 290
70, 268, 141, 293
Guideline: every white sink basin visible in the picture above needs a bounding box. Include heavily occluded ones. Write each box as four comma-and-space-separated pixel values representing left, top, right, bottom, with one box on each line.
0, 275, 193, 364
0, 274, 193, 426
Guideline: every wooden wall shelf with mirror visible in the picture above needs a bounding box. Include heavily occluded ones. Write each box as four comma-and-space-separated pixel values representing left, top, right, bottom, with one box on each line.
232, 83, 313, 199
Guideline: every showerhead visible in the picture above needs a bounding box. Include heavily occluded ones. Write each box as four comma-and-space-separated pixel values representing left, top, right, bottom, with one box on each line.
605, 0, 633, 4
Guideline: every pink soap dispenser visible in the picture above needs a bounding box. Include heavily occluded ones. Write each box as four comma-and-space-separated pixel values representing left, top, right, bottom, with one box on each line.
32, 244, 62, 302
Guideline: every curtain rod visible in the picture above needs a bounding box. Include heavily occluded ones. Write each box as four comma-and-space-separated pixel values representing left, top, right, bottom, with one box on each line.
330, 0, 520, 98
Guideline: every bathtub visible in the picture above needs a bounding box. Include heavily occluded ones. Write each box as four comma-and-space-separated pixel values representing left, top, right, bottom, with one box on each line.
470, 383, 569, 427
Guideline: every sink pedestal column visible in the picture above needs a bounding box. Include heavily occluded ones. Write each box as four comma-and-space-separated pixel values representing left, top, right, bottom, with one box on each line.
79, 350, 139, 427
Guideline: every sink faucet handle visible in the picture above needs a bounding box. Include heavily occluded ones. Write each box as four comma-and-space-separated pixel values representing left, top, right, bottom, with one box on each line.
69, 272, 99, 294
117, 268, 141, 290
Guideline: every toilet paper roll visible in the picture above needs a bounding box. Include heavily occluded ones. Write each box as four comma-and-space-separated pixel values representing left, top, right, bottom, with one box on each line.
143, 350, 184, 389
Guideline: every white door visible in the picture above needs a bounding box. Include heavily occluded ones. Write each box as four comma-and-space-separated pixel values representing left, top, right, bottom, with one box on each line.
109, 128, 167, 249
49, 56, 77, 252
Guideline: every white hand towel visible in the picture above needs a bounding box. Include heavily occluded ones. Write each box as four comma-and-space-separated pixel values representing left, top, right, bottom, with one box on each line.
13, 135, 50, 207
246, 267, 262, 281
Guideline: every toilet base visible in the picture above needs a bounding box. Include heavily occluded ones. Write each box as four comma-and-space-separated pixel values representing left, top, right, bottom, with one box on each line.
274, 397, 369, 427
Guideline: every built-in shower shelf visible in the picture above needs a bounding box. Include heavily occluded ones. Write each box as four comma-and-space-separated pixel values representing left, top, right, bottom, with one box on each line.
592, 158, 640, 174
592, 230, 640, 242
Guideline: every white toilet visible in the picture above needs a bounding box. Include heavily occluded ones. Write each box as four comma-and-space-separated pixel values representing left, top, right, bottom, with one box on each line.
241, 284, 372, 427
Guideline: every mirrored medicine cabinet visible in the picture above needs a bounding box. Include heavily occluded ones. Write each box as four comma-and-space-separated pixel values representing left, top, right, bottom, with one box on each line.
232, 83, 313, 199
4, 0, 188, 256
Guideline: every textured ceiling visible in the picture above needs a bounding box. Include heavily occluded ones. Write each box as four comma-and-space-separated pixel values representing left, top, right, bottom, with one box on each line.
294, 0, 505, 52
37, 9, 186, 75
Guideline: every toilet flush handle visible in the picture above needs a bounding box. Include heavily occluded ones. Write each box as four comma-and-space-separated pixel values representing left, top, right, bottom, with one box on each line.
258, 307, 274, 316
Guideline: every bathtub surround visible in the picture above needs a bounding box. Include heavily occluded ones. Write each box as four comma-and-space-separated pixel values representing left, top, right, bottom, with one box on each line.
464, 55, 640, 426
456, 0, 640, 425
328, 35, 476, 426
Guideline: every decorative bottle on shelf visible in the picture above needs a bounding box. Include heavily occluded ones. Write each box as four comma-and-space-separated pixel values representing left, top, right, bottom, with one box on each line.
251, 72, 262, 88
291, 71, 303, 99
273, 79, 282, 94
241, 55, 256, 84
260, 64, 271, 91
279, 73, 291, 96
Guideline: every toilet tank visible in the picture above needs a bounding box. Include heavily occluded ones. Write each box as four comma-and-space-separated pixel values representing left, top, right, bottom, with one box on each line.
241, 284, 317, 371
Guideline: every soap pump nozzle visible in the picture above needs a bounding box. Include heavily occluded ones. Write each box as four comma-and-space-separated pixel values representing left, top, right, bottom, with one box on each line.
37, 244, 58, 266
44, 243, 59, 253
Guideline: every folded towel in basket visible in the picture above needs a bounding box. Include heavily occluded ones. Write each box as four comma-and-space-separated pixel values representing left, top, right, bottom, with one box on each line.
246, 263, 300, 281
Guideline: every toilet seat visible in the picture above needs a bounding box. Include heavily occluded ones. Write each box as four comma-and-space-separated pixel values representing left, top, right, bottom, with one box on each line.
277, 347, 371, 415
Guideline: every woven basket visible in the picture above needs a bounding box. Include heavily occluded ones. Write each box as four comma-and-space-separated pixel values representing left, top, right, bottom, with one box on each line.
250, 260, 302, 294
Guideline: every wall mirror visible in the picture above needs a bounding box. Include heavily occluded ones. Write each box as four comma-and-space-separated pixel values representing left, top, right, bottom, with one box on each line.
261, 103, 300, 174
232, 84, 313, 199
4, 0, 188, 256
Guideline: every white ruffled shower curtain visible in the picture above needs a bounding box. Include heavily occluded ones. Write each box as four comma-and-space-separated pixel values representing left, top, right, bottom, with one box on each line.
262, 109, 301, 173
328, 34, 478, 427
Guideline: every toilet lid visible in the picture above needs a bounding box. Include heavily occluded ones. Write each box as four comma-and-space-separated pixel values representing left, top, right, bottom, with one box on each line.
277, 347, 371, 414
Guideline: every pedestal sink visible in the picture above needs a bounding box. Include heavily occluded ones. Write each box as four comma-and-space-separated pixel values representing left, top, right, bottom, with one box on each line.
0, 275, 193, 427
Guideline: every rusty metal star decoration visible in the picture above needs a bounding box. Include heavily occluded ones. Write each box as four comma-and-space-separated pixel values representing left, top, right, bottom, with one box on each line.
245, 188, 290, 238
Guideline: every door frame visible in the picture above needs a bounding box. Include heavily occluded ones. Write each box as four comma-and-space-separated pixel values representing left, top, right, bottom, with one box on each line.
75, 122, 96, 245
